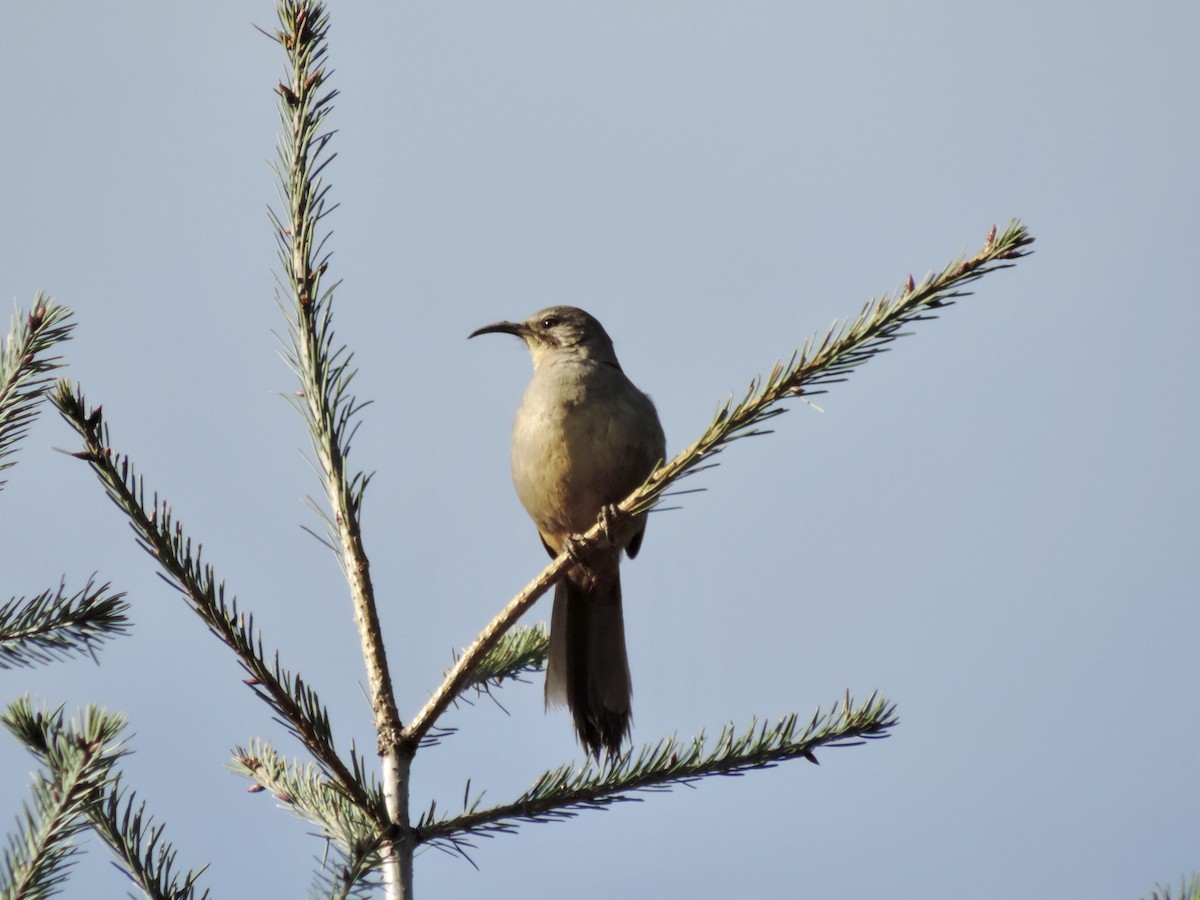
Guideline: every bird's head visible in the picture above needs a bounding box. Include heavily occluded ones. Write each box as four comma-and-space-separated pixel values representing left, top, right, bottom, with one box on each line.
469, 306, 617, 367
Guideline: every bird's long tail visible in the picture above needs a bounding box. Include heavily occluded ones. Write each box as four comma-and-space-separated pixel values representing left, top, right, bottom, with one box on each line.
545, 564, 632, 759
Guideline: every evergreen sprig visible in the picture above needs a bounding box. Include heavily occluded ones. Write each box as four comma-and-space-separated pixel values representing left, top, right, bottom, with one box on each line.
0, 578, 129, 670
231, 739, 384, 899
306, 861, 380, 900
266, 0, 401, 757
451, 625, 549, 700
0, 295, 74, 489
231, 738, 383, 859
266, 4, 408, 890
0, 699, 128, 900
87, 776, 211, 900
416, 692, 895, 850
1143, 875, 1200, 900
51, 383, 380, 826
2, 700, 209, 899
625, 221, 1035, 518
269, 1, 371, 548
414, 627, 551, 751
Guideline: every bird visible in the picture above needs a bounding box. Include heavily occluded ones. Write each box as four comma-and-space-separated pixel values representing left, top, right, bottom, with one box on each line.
470, 306, 666, 758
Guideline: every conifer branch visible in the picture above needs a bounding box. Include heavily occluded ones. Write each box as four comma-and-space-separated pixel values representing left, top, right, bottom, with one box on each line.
416, 692, 895, 849
308, 862, 381, 900
51, 384, 380, 827
0, 578, 129, 670
625, 220, 1034, 519
0, 699, 129, 899
0, 771, 87, 900
1142, 875, 1200, 900
0, 294, 74, 489
450, 625, 549, 700
266, 2, 408, 893
407, 222, 1033, 749
267, 0, 402, 756
87, 776, 211, 900
409, 627, 552, 752
405, 561, 565, 749
231, 739, 384, 897
2, 699, 211, 899
231, 739, 383, 856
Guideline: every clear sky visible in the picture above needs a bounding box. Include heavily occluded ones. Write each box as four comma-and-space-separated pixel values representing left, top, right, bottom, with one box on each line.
2, 3, 1197, 898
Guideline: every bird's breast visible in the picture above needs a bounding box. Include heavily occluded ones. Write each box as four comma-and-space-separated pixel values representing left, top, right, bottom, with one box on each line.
509, 362, 664, 543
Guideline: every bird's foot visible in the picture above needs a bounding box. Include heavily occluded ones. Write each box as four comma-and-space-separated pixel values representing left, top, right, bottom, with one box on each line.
563, 505, 624, 564
562, 534, 588, 566
596, 504, 621, 549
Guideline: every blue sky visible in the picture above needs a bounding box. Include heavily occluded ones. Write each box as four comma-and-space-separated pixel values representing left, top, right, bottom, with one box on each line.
2, 3, 1197, 898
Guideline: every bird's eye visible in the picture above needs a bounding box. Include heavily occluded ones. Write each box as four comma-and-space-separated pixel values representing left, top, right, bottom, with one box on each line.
541, 316, 559, 329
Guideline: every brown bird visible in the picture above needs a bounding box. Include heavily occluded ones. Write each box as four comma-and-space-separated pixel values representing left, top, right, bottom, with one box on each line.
470, 306, 666, 757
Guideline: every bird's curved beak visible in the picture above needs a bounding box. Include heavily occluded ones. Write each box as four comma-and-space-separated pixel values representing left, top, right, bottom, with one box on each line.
468, 320, 529, 340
